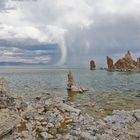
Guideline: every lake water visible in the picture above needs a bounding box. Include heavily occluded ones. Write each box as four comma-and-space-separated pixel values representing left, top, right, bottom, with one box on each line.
0, 66, 140, 118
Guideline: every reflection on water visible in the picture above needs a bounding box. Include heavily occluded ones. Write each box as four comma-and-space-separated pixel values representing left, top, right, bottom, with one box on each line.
67, 90, 76, 102
0, 67, 140, 96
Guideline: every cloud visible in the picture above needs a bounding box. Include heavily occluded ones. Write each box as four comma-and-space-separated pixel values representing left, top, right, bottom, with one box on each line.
0, 0, 140, 66
0, 0, 16, 12
65, 15, 140, 66
0, 46, 60, 64
0, 24, 49, 42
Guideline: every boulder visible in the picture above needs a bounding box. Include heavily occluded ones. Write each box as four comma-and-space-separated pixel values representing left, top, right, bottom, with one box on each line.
90, 60, 96, 70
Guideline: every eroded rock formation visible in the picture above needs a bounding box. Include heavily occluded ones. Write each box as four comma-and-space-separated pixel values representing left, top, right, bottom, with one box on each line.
124, 50, 133, 62
107, 51, 140, 72
90, 60, 96, 70
67, 71, 76, 88
106, 56, 114, 71
137, 57, 140, 68
67, 71, 86, 93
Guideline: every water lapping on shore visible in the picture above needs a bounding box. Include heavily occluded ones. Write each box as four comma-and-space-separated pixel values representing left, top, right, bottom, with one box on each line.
0, 67, 140, 118
0, 67, 140, 139
0, 88, 140, 140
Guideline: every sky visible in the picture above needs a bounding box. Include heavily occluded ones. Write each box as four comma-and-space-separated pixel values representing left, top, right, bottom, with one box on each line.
0, 0, 140, 67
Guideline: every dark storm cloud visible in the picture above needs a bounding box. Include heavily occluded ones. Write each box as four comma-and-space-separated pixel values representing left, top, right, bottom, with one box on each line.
0, 38, 60, 51
0, 38, 61, 64
0, 0, 16, 12
65, 15, 140, 66
0, 0, 140, 66
0, 0, 8, 11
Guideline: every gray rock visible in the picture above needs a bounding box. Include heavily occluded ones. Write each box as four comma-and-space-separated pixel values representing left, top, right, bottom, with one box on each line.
40, 132, 53, 139
57, 102, 81, 114
80, 132, 96, 140
1, 93, 139, 140
0, 114, 20, 138
132, 110, 140, 121
0, 95, 16, 109
63, 133, 76, 140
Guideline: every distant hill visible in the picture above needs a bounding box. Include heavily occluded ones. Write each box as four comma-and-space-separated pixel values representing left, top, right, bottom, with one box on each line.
0, 62, 45, 66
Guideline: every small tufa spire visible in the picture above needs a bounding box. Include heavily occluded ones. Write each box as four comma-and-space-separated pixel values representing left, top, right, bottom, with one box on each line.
67, 71, 87, 93
67, 71, 76, 88
90, 60, 96, 70
106, 56, 114, 71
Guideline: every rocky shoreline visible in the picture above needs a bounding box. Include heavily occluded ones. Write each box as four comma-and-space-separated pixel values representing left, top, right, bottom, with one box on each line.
0, 77, 139, 140
0, 91, 139, 140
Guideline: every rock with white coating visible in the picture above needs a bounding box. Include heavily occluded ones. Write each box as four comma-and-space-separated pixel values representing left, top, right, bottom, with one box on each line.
40, 132, 53, 139
67, 71, 87, 93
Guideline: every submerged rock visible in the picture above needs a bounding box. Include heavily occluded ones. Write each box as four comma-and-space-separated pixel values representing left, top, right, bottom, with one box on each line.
136, 93, 140, 97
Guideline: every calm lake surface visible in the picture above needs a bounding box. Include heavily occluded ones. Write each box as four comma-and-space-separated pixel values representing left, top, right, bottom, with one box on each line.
0, 66, 140, 118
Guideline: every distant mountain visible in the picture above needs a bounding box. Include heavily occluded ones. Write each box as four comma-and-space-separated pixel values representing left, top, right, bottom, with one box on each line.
0, 62, 45, 66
